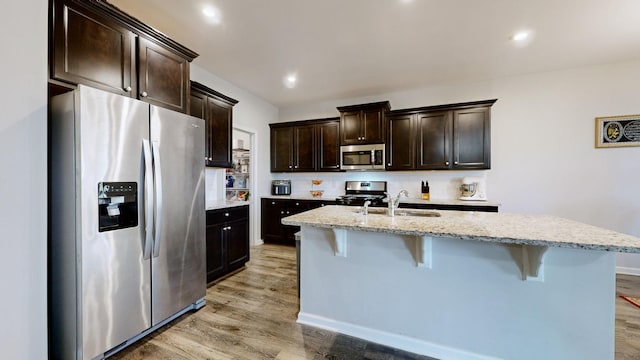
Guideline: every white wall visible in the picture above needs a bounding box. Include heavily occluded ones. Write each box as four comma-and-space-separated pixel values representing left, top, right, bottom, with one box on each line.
191, 64, 279, 245
279, 60, 640, 271
0, 1, 48, 358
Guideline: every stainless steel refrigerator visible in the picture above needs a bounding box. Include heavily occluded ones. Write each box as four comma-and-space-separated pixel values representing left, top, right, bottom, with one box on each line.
50, 85, 206, 359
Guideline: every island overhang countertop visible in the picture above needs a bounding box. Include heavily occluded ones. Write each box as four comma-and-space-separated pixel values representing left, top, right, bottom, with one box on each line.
282, 205, 640, 253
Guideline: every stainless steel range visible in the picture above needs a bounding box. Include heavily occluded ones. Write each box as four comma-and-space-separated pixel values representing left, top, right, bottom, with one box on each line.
336, 181, 387, 206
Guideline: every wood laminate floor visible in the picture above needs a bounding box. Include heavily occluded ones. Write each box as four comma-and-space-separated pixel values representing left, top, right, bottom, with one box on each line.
112, 244, 640, 360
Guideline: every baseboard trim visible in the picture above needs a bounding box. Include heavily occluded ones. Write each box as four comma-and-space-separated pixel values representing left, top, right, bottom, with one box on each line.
616, 266, 640, 276
296, 312, 501, 360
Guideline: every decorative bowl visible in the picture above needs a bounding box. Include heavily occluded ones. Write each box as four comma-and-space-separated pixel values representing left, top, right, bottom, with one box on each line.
311, 179, 323, 185
310, 190, 324, 198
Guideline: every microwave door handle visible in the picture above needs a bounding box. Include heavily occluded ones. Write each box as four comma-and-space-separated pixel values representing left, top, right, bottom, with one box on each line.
371, 149, 376, 166
142, 139, 154, 260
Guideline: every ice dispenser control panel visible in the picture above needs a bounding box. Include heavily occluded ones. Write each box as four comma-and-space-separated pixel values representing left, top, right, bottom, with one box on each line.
98, 182, 138, 232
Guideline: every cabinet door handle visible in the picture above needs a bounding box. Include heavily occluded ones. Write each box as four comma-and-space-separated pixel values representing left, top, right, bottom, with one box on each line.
454, 161, 459, 165
335, 165, 340, 168
288, 165, 292, 169
294, 165, 298, 169
224, 213, 229, 217
140, 91, 148, 97
280, 210, 284, 214
271, 201, 276, 205
445, 161, 450, 166
295, 202, 299, 206
124, 86, 132, 92
387, 163, 391, 166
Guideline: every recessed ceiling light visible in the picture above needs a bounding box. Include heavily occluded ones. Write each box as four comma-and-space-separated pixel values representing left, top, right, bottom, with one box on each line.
283, 74, 298, 89
511, 31, 529, 42
202, 5, 222, 24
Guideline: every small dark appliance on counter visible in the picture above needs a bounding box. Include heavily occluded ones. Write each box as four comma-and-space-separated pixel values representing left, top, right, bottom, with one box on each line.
336, 181, 387, 206
271, 180, 291, 195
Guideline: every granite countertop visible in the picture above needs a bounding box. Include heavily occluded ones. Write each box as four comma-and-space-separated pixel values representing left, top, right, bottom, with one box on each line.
262, 195, 500, 208
206, 200, 250, 211
282, 205, 640, 253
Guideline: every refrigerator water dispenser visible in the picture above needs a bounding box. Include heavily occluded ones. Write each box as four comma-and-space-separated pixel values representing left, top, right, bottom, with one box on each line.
98, 182, 138, 232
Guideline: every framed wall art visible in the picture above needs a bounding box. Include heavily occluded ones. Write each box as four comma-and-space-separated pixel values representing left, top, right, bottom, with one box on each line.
595, 114, 640, 148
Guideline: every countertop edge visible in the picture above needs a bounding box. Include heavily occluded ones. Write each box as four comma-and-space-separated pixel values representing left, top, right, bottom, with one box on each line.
206, 201, 250, 211
282, 219, 639, 253
281, 206, 640, 254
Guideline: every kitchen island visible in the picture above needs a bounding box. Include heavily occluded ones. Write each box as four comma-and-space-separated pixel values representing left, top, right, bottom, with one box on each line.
282, 206, 640, 360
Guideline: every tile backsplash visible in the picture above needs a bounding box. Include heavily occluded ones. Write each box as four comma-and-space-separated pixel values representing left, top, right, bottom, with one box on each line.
271, 170, 490, 200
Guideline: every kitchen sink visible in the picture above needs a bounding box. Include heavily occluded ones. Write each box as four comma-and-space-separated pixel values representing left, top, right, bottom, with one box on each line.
355, 207, 441, 217
396, 210, 441, 217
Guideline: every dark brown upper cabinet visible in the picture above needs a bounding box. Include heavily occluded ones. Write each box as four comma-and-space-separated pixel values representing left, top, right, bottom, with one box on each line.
270, 118, 342, 173
270, 122, 316, 172
138, 37, 190, 113
316, 118, 341, 171
386, 113, 415, 171
271, 125, 294, 172
51, 1, 135, 96
337, 101, 390, 145
416, 112, 452, 170
386, 99, 496, 171
452, 107, 491, 169
50, 0, 198, 113
190, 81, 238, 168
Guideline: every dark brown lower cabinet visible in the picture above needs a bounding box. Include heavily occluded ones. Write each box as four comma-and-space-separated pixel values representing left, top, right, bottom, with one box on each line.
397, 202, 498, 213
206, 205, 249, 284
261, 198, 336, 245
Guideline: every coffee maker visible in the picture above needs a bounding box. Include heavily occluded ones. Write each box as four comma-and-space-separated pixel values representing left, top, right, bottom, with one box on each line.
459, 177, 487, 201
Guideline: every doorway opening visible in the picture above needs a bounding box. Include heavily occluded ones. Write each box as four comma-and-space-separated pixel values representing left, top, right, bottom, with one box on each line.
231, 127, 259, 246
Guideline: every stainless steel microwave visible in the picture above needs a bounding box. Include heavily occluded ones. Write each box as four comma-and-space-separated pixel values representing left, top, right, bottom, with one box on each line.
340, 144, 385, 170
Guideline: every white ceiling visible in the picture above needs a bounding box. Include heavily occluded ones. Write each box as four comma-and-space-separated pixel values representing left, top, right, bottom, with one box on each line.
109, 0, 640, 108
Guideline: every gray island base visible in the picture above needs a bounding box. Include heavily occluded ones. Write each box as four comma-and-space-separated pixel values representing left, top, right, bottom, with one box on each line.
283, 206, 640, 360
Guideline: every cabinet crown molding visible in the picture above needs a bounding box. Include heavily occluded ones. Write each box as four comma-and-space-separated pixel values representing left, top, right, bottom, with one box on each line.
337, 101, 391, 112
191, 81, 239, 105
387, 99, 498, 115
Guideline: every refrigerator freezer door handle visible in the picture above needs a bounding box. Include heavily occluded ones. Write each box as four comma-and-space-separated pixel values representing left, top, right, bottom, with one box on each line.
142, 139, 154, 260
152, 140, 163, 257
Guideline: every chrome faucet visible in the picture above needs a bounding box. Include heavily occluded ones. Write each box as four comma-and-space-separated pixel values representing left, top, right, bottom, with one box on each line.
387, 190, 408, 217
363, 200, 371, 215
